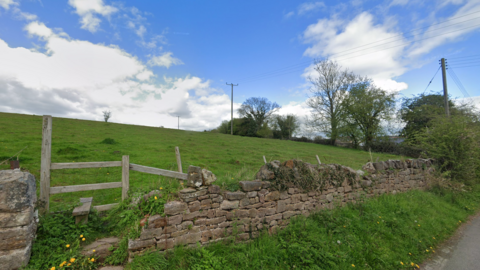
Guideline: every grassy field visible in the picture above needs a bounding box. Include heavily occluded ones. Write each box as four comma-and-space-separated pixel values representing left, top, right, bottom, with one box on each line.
0, 112, 401, 211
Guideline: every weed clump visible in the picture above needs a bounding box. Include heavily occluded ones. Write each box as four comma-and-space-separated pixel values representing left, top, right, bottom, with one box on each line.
57, 146, 80, 155
261, 159, 358, 192
101, 138, 117, 145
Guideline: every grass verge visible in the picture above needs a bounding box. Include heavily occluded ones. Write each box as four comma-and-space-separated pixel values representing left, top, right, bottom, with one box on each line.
124, 186, 480, 270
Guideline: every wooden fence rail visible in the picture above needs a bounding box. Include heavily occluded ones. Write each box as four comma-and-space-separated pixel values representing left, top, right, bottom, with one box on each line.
40, 115, 188, 214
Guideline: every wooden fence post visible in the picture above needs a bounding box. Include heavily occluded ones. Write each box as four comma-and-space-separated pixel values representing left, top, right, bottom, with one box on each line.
40, 115, 52, 214
316, 155, 321, 165
263, 156, 267, 164
175, 147, 182, 173
122, 155, 129, 200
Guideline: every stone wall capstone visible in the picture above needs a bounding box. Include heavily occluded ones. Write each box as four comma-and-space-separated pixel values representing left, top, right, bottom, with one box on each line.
0, 169, 37, 270
128, 159, 434, 258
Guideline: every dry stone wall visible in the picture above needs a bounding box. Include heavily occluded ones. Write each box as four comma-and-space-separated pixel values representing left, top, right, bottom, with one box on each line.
0, 169, 37, 270
128, 158, 434, 257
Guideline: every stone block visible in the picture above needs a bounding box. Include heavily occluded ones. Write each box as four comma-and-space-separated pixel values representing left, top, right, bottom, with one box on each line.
265, 191, 280, 201
128, 239, 155, 252
0, 170, 36, 213
247, 191, 258, 198
139, 227, 164, 240
225, 191, 246, 200
164, 201, 187, 215
220, 200, 239, 210
239, 197, 250, 207
0, 208, 33, 228
0, 243, 32, 270
208, 185, 221, 194
0, 222, 35, 251
187, 166, 203, 188
156, 239, 174, 250
239, 181, 263, 192
202, 169, 217, 186
167, 214, 183, 226
81, 237, 119, 262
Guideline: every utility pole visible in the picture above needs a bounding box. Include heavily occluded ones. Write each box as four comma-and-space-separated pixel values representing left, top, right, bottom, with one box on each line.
177, 116, 179, 130
226, 82, 238, 135
440, 58, 450, 117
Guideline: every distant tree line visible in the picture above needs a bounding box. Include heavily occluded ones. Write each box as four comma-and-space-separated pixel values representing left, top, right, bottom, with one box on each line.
212, 59, 480, 184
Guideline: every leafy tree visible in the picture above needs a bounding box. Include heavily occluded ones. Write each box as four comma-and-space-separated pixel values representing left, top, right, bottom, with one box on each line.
272, 114, 299, 139
238, 97, 280, 135
342, 82, 395, 150
399, 93, 455, 141
306, 59, 366, 145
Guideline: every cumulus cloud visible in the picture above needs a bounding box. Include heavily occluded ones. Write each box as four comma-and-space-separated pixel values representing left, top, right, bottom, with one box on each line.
68, 0, 118, 33
302, 12, 408, 92
298, 2, 326, 15
148, 52, 184, 68
0, 21, 236, 130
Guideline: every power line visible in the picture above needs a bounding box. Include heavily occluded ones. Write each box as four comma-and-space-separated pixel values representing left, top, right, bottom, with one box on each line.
447, 54, 480, 59
447, 67, 470, 97
423, 66, 441, 93
448, 64, 480, 68
242, 22, 480, 83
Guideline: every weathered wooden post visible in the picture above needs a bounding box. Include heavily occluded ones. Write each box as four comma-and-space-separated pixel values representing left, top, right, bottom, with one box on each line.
263, 156, 267, 164
40, 115, 52, 214
175, 147, 182, 173
122, 155, 129, 200
316, 155, 321, 165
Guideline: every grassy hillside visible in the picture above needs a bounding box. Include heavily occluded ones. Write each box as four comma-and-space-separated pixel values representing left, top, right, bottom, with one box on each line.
0, 112, 401, 211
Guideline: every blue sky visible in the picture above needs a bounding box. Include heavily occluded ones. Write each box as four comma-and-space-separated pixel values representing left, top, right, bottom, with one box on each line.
0, 0, 479, 131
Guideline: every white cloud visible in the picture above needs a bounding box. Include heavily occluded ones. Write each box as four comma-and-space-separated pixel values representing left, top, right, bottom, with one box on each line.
303, 12, 408, 92
408, 0, 480, 57
0, 21, 235, 131
148, 52, 184, 68
12, 7, 37, 21
68, 0, 118, 33
0, 0, 16, 10
298, 2, 326, 15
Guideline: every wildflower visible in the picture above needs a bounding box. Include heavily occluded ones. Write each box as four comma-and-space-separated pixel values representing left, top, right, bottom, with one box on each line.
343, 226, 346, 228
379, 216, 381, 218
82, 238, 86, 241
155, 196, 158, 200
80, 235, 83, 238
66, 244, 70, 248
160, 187, 163, 190
91, 258, 95, 262
432, 250, 435, 253
352, 264, 355, 267
60, 261, 66, 267
67, 263, 71, 266
181, 182, 184, 185
459, 220, 462, 223
400, 262, 404, 265
107, 173, 109, 175
433, 237, 436, 239
416, 264, 420, 268
418, 224, 421, 227
92, 249, 96, 253
426, 249, 429, 252
377, 222, 379, 224
411, 262, 414, 266
50, 267, 55, 270
337, 240, 341, 244
70, 258, 75, 263
409, 253, 412, 255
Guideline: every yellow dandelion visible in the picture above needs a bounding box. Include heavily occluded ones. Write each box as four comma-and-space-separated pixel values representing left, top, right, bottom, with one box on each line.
154, 196, 158, 200
80, 235, 83, 238
418, 224, 421, 227
416, 264, 420, 268
351, 264, 355, 267
379, 216, 381, 218
377, 222, 379, 224
50, 267, 55, 270
91, 258, 95, 262
432, 250, 435, 253
67, 263, 71, 266
66, 244, 70, 248
107, 173, 109, 175
160, 187, 163, 190
459, 220, 462, 223
82, 238, 85, 241
343, 226, 346, 228
181, 182, 184, 185
433, 237, 436, 239
426, 249, 429, 252
411, 262, 414, 266
400, 262, 404, 265
70, 258, 75, 263
92, 249, 96, 252
409, 253, 412, 255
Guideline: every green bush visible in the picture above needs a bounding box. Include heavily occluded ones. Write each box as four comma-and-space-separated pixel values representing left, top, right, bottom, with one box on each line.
415, 115, 480, 184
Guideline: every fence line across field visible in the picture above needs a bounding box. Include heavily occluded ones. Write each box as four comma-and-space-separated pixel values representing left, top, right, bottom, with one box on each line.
40, 115, 187, 214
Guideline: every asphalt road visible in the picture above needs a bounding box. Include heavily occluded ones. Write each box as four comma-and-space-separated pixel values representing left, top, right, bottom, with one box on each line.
422, 213, 480, 270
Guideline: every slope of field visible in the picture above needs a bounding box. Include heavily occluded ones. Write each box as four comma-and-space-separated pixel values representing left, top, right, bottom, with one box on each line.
0, 112, 401, 211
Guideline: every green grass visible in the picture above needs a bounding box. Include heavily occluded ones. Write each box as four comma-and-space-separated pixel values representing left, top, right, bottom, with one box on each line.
125, 186, 480, 270
0, 112, 401, 211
